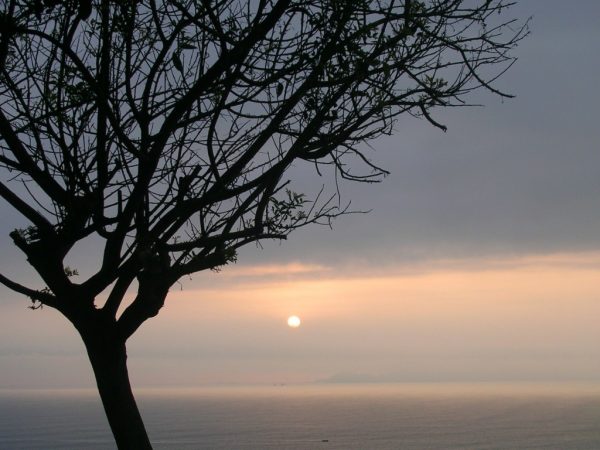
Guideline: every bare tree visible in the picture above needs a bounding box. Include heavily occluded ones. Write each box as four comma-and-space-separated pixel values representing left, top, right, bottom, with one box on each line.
0, 0, 527, 447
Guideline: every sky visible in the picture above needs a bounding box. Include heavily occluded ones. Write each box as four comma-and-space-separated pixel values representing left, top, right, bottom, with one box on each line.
1, 0, 600, 388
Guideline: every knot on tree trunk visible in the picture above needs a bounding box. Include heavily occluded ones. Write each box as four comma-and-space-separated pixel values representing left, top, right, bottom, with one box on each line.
136, 272, 170, 319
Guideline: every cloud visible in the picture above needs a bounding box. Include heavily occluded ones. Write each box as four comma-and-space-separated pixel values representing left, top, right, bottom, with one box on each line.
219, 262, 331, 278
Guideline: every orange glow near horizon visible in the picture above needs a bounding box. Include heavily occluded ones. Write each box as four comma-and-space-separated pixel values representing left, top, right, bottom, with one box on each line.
2, 252, 599, 387
117, 253, 599, 343
117, 252, 600, 385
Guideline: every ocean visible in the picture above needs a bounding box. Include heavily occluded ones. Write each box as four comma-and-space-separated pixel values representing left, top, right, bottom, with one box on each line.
0, 383, 599, 449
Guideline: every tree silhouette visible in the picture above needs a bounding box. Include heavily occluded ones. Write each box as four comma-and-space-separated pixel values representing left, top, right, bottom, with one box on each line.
0, 0, 527, 447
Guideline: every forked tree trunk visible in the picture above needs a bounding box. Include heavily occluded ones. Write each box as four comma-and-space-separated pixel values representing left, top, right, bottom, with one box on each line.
81, 329, 152, 449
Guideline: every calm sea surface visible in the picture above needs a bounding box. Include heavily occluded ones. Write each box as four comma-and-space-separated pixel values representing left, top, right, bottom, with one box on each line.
1, 383, 599, 449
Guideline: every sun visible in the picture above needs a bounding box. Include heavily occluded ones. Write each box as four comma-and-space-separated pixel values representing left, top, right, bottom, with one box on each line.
287, 315, 301, 328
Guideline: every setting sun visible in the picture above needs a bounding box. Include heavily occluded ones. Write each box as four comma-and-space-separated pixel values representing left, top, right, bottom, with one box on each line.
287, 316, 301, 328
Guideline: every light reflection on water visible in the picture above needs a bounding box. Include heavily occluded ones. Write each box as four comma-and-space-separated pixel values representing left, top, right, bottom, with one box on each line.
1, 383, 599, 449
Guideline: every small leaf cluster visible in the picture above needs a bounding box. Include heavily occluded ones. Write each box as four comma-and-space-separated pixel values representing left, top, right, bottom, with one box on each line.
267, 189, 308, 233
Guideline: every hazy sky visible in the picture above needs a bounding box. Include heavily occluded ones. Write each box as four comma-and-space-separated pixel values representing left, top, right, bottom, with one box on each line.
1, 1, 599, 388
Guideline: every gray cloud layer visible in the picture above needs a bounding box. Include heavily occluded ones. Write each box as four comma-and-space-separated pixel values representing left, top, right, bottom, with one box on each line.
247, 0, 600, 266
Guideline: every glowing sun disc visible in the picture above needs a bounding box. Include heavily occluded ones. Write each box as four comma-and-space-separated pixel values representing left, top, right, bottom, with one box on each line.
287, 315, 301, 328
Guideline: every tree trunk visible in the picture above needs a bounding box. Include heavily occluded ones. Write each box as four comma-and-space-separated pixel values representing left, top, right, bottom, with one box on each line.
82, 331, 152, 449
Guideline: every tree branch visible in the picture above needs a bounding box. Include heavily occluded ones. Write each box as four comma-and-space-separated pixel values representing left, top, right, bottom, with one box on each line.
0, 272, 60, 309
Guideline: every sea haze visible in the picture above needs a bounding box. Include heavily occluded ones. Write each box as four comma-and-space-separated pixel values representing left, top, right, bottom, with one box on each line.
0, 383, 599, 449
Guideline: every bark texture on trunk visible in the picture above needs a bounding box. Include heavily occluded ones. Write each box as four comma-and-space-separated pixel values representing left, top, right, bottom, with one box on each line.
83, 331, 152, 450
